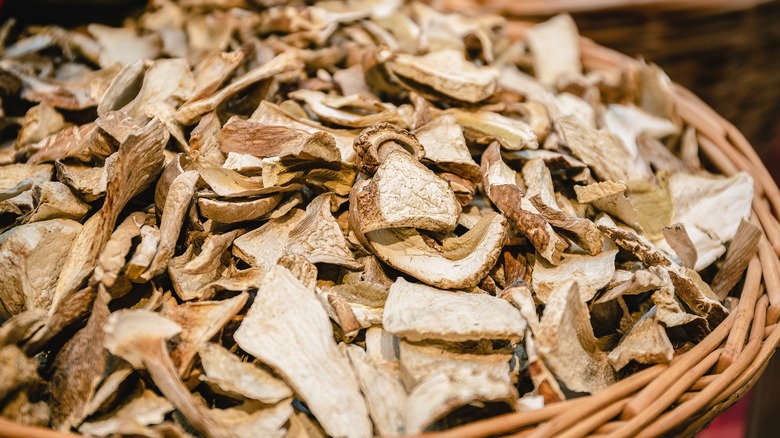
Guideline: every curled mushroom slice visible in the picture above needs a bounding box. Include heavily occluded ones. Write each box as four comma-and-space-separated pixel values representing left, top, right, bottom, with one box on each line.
608, 307, 674, 371
219, 117, 341, 162
351, 147, 461, 234
198, 343, 292, 405
198, 193, 283, 223
55, 156, 115, 203
536, 281, 616, 394
448, 108, 538, 151
287, 193, 359, 269
0, 163, 52, 201
413, 114, 481, 183
398, 340, 517, 434
352, 122, 425, 176
79, 390, 173, 437
234, 266, 372, 438
532, 250, 617, 303
289, 89, 406, 128
383, 278, 526, 342
524, 14, 581, 87
103, 310, 231, 438
0, 219, 82, 318
603, 104, 676, 176
209, 400, 292, 438
365, 211, 507, 289
93, 212, 145, 288
596, 215, 670, 267
233, 208, 306, 270
665, 265, 729, 330
650, 267, 708, 335
126, 225, 160, 282
597, 269, 664, 304
387, 49, 498, 103
575, 180, 640, 230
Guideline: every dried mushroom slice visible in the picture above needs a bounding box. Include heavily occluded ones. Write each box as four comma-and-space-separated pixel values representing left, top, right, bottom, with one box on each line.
0, 219, 82, 317
364, 211, 508, 289
383, 278, 526, 342
0, 345, 39, 402
289, 89, 406, 128
658, 172, 753, 270
608, 307, 674, 371
78, 390, 173, 437
233, 208, 306, 270
0, 163, 52, 201
448, 109, 539, 151
666, 265, 729, 330
532, 250, 617, 303
234, 266, 371, 438
536, 281, 616, 393
286, 193, 359, 269
413, 114, 481, 183
208, 400, 292, 438
525, 331, 565, 404
87, 24, 161, 68
198, 343, 292, 405
387, 49, 498, 103
351, 148, 461, 234
575, 181, 639, 230
524, 14, 581, 87
219, 117, 341, 162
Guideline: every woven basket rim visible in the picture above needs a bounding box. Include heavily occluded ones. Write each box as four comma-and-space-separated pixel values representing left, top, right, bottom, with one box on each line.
480, 0, 774, 15
1, 18, 779, 438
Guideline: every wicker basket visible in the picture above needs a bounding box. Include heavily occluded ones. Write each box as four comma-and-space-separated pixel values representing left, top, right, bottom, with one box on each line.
1, 19, 780, 438
441, 0, 780, 153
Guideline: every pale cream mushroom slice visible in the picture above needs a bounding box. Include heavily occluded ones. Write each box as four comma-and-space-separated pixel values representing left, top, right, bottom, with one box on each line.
78, 390, 173, 437
198, 193, 284, 223
189, 50, 245, 101
383, 278, 526, 342
387, 49, 498, 103
536, 281, 616, 394
0, 163, 52, 201
195, 158, 300, 198
286, 193, 360, 269
351, 147, 461, 234
103, 309, 231, 438
364, 211, 508, 289
342, 344, 407, 436
233, 208, 306, 270
575, 181, 640, 230
289, 89, 406, 128
87, 24, 161, 68
603, 104, 676, 178
167, 244, 224, 301
17, 102, 67, 147
198, 343, 292, 405
126, 225, 160, 282
55, 155, 114, 202
524, 14, 581, 87
656, 171, 753, 270
413, 114, 481, 183
351, 121, 425, 176
531, 250, 618, 303
608, 307, 674, 371
0, 219, 82, 318
447, 108, 538, 151
122, 58, 194, 119
92, 212, 146, 289
181, 229, 245, 275
234, 266, 371, 438
159, 293, 248, 376
649, 267, 709, 338
556, 116, 650, 183
596, 269, 665, 304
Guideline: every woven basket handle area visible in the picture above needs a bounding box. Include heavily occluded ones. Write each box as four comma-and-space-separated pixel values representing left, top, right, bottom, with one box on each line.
419, 24, 780, 438
479, 0, 774, 15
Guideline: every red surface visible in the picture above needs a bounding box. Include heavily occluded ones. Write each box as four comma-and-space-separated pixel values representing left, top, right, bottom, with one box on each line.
697, 394, 750, 438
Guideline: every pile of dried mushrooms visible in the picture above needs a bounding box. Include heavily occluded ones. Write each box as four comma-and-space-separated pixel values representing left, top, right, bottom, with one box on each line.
0, 1, 759, 436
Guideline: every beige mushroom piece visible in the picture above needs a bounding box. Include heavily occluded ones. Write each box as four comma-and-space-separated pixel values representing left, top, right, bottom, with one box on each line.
383, 278, 526, 342
234, 266, 372, 438
103, 310, 231, 438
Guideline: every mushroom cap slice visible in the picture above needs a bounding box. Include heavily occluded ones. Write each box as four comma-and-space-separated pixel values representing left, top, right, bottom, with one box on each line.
531, 250, 618, 303
524, 14, 581, 87
352, 148, 461, 234
383, 278, 526, 342
608, 307, 674, 371
234, 266, 371, 438
103, 310, 182, 370
366, 211, 508, 289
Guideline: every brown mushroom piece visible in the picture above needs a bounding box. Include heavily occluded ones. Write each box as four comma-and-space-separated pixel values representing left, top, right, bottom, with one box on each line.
103, 309, 231, 438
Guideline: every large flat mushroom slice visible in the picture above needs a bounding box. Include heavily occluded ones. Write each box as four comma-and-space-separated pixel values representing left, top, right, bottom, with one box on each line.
413, 114, 481, 183
531, 250, 618, 303
233, 208, 306, 270
383, 278, 526, 342
365, 210, 508, 289
387, 49, 498, 103
233, 266, 371, 438
524, 14, 581, 87
657, 171, 753, 270
448, 109, 539, 151
536, 281, 616, 394
351, 148, 461, 234
0, 219, 82, 318
607, 307, 674, 371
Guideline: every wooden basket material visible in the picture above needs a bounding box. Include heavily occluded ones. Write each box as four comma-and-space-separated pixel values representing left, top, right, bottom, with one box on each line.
416, 28, 780, 438
1, 22, 780, 438
457, 0, 780, 152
